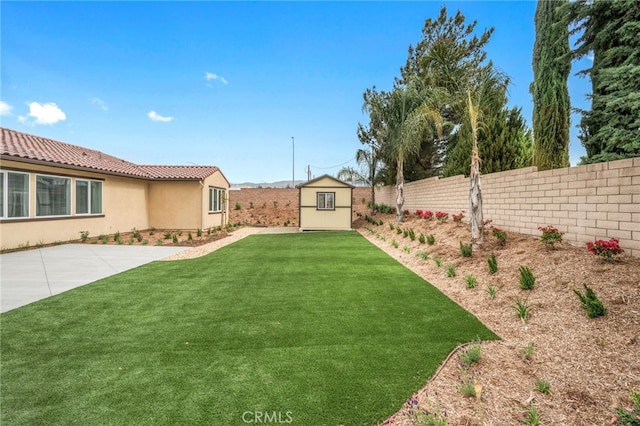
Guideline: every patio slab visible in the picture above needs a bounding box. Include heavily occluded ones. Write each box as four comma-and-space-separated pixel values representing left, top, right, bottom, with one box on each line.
0, 244, 189, 313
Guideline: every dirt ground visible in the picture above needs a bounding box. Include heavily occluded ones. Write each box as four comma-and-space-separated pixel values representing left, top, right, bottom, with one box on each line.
355, 213, 639, 426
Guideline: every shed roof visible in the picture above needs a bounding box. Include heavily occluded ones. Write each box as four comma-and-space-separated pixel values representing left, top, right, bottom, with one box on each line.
1, 127, 223, 181
296, 174, 354, 189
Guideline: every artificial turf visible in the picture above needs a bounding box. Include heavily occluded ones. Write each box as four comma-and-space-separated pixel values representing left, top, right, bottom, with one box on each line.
0, 231, 498, 425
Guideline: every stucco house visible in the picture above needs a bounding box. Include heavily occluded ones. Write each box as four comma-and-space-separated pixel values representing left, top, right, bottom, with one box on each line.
0, 127, 229, 249
297, 174, 353, 231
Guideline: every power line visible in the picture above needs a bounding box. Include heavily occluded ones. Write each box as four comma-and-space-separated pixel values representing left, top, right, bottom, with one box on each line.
310, 157, 356, 170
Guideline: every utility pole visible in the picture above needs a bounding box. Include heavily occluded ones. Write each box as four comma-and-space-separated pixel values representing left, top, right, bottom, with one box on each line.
292, 136, 295, 188
307, 165, 311, 181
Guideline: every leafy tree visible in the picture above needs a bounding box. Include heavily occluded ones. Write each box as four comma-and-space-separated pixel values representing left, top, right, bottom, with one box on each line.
531, 0, 571, 170
337, 147, 386, 215
567, 0, 640, 163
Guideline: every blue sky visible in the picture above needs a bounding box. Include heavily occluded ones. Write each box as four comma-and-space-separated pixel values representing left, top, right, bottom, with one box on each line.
1, 1, 591, 184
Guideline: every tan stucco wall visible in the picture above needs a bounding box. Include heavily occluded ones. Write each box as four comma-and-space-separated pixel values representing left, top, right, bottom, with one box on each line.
0, 160, 149, 249
299, 176, 352, 231
148, 181, 201, 230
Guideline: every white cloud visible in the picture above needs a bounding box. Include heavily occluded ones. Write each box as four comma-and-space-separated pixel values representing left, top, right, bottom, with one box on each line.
147, 110, 174, 122
205, 71, 228, 85
0, 101, 13, 116
90, 97, 109, 111
24, 102, 67, 125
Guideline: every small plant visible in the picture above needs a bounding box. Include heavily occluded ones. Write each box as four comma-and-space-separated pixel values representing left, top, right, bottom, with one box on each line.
113, 231, 120, 242
163, 231, 173, 240
396, 226, 403, 235
403, 245, 411, 254
512, 297, 531, 322
435, 211, 449, 222
417, 251, 428, 261
446, 264, 456, 278
155, 239, 164, 246
586, 238, 624, 262
535, 378, 551, 395
132, 228, 143, 242
235, 202, 241, 210
187, 232, 193, 241
459, 373, 477, 398
391, 239, 399, 249
99, 235, 108, 244
389, 222, 394, 230
519, 404, 542, 425
149, 227, 156, 236
418, 233, 426, 244
522, 342, 535, 362
434, 258, 443, 267
402, 393, 447, 426
491, 226, 507, 245
464, 274, 477, 289
538, 225, 563, 248
403, 228, 409, 238
420, 210, 434, 220
172, 234, 179, 244
519, 266, 536, 290
459, 343, 481, 367
426, 234, 436, 245
486, 285, 497, 300
452, 211, 465, 223
249, 202, 254, 209
408, 228, 416, 241
262, 202, 267, 209
36, 241, 44, 248
79, 230, 90, 242
487, 253, 498, 274
615, 389, 640, 425
142, 239, 149, 245
197, 228, 203, 238
460, 241, 473, 257
573, 284, 607, 318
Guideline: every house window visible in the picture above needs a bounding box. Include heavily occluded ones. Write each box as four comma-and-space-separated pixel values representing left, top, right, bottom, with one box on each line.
76, 179, 103, 215
209, 187, 226, 213
317, 192, 335, 210
1, 171, 30, 218
36, 175, 71, 217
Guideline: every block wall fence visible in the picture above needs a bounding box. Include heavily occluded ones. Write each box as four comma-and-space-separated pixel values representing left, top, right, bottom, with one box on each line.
374, 157, 640, 258
227, 187, 371, 212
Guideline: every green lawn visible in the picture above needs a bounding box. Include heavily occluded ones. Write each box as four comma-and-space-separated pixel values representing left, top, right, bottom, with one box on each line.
1, 232, 497, 425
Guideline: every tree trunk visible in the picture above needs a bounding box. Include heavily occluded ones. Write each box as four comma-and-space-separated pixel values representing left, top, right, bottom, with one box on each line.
395, 159, 404, 223
370, 149, 376, 216
469, 142, 484, 248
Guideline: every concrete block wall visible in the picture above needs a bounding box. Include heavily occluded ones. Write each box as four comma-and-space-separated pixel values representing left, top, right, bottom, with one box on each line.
375, 158, 640, 257
228, 187, 371, 216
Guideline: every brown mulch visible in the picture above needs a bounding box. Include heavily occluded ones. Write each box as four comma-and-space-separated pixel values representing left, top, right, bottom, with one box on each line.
356, 214, 640, 426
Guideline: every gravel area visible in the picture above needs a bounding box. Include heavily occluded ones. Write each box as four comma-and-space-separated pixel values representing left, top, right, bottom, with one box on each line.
161, 227, 299, 260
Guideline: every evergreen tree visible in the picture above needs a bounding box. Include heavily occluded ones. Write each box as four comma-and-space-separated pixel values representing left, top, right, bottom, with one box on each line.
531, 0, 571, 170
568, 0, 640, 163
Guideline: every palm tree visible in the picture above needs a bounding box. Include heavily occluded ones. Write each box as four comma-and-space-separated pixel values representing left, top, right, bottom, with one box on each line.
381, 84, 443, 222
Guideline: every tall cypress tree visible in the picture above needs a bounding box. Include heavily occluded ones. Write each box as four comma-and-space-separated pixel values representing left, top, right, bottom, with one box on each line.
531, 0, 571, 170
568, 0, 640, 163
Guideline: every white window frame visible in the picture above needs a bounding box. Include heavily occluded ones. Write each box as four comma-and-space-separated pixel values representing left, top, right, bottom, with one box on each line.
209, 187, 226, 213
36, 174, 71, 217
317, 192, 335, 210
1, 170, 30, 219
75, 179, 103, 215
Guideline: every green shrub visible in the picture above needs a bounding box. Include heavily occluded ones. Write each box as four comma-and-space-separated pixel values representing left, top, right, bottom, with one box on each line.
460, 241, 473, 257
512, 297, 531, 322
402, 228, 409, 238
391, 239, 399, 249
573, 284, 607, 318
418, 233, 426, 244
408, 229, 416, 241
519, 266, 536, 290
172, 234, 179, 244
615, 389, 640, 425
446, 264, 456, 278
487, 254, 498, 274
426, 234, 436, 245
79, 231, 90, 242
535, 378, 551, 395
486, 284, 497, 300
459, 344, 481, 367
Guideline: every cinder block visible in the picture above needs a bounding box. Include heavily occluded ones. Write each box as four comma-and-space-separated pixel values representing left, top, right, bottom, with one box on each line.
608, 212, 632, 222
620, 167, 640, 177
596, 203, 619, 212
586, 162, 608, 172
621, 185, 640, 195
620, 221, 640, 232
552, 210, 569, 218
576, 187, 597, 196
560, 188, 578, 196
587, 211, 608, 220
608, 158, 635, 169
607, 177, 632, 186
596, 220, 619, 230
607, 229, 632, 240
619, 203, 640, 213
597, 169, 620, 179
596, 186, 620, 195
560, 203, 578, 211
576, 203, 596, 212
568, 195, 587, 204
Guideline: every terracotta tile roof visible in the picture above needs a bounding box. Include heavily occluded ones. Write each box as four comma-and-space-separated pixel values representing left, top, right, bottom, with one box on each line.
1, 127, 220, 180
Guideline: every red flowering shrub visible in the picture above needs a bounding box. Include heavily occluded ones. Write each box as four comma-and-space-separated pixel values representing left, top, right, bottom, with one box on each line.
420, 210, 434, 220
415, 209, 423, 217
435, 211, 449, 222
491, 226, 507, 245
586, 239, 624, 262
538, 225, 563, 248
452, 211, 465, 223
